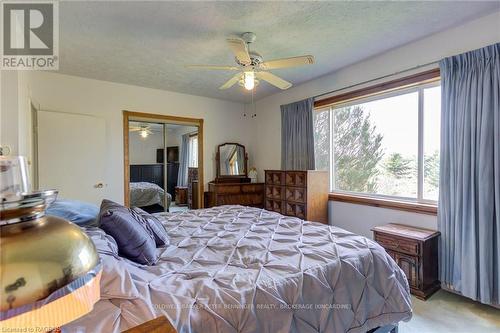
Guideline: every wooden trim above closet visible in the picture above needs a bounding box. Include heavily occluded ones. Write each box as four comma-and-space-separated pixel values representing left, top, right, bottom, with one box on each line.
124, 110, 204, 126
314, 68, 440, 109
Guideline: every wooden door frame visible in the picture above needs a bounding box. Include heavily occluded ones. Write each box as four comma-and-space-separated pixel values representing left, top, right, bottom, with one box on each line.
123, 110, 204, 208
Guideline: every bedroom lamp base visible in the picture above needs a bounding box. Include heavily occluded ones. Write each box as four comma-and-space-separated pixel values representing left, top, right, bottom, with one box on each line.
0, 156, 102, 332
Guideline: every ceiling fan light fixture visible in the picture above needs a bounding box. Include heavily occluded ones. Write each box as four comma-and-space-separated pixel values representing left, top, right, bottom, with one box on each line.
140, 129, 149, 138
188, 33, 313, 91
243, 71, 255, 90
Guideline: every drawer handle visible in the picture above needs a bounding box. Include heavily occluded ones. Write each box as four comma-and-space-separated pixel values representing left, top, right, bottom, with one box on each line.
392, 241, 400, 248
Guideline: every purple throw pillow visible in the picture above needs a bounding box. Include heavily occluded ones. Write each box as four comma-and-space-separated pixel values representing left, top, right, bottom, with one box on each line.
131, 207, 170, 247
98, 200, 158, 265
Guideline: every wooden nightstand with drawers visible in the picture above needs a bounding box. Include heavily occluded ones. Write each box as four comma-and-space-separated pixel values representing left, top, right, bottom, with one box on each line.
372, 223, 440, 300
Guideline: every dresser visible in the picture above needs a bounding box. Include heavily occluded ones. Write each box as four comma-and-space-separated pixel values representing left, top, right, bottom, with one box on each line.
372, 223, 440, 300
264, 170, 329, 224
208, 182, 265, 208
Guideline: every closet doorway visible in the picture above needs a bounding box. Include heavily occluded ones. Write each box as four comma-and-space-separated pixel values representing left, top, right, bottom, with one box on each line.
123, 111, 204, 212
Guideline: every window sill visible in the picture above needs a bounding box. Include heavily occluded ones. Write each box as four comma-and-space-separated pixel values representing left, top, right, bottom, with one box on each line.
328, 192, 437, 215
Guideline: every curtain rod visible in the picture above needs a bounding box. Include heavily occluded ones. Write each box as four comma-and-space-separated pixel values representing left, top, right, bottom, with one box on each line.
312, 60, 440, 100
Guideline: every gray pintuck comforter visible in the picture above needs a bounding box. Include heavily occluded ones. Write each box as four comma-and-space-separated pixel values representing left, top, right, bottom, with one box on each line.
64, 205, 412, 333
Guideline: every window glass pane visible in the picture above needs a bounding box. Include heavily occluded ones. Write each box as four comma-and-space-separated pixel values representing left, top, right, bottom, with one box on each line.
423, 86, 441, 200
189, 136, 198, 167
313, 108, 330, 172
332, 91, 418, 198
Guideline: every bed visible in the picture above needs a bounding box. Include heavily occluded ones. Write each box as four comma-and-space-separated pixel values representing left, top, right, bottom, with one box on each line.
129, 164, 173, 210
130, 181, 172, 210
63, 205, 412, 333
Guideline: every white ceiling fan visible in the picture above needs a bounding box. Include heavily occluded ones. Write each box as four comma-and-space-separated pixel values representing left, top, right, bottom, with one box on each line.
129, 123, 153, 138
186, 32, 314, 91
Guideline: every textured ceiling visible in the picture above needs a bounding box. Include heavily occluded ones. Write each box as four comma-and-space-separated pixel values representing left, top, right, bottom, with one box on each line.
57, 1, 498, 102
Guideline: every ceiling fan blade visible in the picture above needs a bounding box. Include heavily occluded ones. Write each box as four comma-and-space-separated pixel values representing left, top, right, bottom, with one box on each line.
185, 65, 239, 70
129, 128, 141, 132
256, 72, 292, 90
219, 73, 243, 90
226, 38, 251, 66
260, 55, 314, 70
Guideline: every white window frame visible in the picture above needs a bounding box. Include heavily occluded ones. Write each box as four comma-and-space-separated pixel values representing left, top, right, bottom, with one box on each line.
317, 80, 440, 205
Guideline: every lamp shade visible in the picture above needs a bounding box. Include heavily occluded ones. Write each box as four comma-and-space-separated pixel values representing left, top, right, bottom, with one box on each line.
0, 265, 101, 331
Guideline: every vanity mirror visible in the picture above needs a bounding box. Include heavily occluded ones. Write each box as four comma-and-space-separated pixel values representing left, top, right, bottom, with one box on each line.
215, 143, 249, 183
209, 143, 264, 208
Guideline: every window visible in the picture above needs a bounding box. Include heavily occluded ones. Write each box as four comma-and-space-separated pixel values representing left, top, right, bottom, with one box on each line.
188, 134, 198, 167
422, 86, 441, 201
229, 150, 240, 175
314, 77, 440, 204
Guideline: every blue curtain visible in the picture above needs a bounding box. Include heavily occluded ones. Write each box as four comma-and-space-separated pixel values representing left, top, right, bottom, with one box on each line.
281, 98, 315, 170
177, 133, 190, 187
438, 43, 500, 305
236, 146, 245, 174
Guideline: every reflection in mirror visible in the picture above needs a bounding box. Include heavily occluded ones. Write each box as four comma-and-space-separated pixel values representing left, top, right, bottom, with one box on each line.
219, 144, 245, 176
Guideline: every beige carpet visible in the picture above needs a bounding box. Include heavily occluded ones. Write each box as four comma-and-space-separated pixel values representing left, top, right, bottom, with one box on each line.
399, 290, 500, 333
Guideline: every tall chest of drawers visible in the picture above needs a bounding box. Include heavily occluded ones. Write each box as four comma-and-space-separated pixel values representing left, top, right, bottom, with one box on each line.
264, 170, 329, 224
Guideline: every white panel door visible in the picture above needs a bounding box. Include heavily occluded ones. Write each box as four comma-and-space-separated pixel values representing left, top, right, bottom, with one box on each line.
37, 111, 106, 205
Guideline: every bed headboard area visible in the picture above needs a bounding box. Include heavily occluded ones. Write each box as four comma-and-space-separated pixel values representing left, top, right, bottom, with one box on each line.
130, 164, 164, 188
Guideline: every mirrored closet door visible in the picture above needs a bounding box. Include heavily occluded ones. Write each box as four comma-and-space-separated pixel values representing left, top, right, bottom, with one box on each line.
124, 112, 203, 212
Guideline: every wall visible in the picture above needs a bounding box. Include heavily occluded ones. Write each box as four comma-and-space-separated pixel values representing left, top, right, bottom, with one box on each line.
0, 71, 19, 155
0, 70, 32, 157
129, 125, 197, 164
252, 11, 500, 236
0, 13, 29, 158
25, 72, 252, 204
169, 125, 198, 148
129, 130, 164, 164
329, 203, 438, 239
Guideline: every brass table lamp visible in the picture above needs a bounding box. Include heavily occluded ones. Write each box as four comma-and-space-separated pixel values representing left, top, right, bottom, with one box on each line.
0, 156, 101, 332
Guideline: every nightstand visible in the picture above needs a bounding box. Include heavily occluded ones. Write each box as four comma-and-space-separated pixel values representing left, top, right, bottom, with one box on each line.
175, 186, 188, 205
122, 316, 177, 333
372, 223, 440, 300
